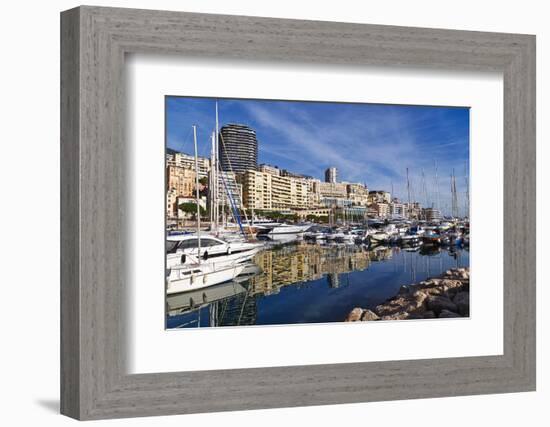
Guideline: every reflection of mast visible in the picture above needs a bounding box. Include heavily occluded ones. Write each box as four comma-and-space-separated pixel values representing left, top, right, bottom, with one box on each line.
327, 273, 340, 288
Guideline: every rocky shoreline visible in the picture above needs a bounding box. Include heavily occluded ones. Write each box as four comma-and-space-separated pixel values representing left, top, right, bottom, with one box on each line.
345, 267, 470, 321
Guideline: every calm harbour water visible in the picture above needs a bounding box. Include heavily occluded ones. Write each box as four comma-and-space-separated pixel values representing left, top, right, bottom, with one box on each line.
166, 241, 469, 329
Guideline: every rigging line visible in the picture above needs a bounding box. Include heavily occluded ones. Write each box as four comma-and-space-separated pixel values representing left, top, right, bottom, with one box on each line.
218, 131, 253, 237
167, 126, 193, 154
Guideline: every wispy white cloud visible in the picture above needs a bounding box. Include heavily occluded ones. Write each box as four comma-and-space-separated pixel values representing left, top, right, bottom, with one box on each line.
167, 97, 470, 216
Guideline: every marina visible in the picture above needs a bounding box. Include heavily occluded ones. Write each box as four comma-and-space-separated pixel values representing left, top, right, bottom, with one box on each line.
166, 234, 469, 328
165, 97, 470, 328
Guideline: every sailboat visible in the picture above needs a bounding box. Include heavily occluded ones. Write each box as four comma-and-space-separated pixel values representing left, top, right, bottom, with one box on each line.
166, 125, 248, 295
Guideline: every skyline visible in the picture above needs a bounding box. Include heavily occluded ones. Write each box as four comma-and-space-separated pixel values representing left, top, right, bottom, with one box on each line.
166, 96, 470, 216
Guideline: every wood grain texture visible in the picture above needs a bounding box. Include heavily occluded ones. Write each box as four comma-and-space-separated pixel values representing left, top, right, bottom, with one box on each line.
60, 7, 81, 419
60, 6, 536, 420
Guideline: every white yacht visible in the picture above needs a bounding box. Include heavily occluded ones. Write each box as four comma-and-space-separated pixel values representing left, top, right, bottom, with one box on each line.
256, 223, 312, 235
166, 233, 263, 268
166, 262, 247, 295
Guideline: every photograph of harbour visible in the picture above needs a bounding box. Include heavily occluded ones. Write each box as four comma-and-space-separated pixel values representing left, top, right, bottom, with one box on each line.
165, 97, 470, 329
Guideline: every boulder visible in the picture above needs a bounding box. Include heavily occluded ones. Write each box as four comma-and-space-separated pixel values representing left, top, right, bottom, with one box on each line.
407, 313, 424, 320
361, 309, 380, 321
439, 309, 461, 318
412, 290, 428, 309
453, 291, 470, 316
426, 295, 458, 316
381, 312, 410, 320
398, 285, 410, 295
346, 307, 364, 322
423, 310, 436, 319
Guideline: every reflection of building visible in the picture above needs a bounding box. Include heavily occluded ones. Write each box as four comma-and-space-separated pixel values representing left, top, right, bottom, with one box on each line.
248, 243, 374, 295
325, 167, 338, 183
219, 124, 258, 173
210, 292, 257, 327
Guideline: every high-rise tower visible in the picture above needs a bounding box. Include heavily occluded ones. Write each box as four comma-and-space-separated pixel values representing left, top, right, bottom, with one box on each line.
218, 124, 258, 173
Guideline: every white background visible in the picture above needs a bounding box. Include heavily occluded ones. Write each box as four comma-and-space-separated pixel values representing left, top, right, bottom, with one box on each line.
129, 57, 503, 373
0, 1, 547, 426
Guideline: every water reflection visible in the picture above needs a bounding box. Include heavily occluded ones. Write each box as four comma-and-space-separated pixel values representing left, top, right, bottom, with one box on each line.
166, 241, 469, 329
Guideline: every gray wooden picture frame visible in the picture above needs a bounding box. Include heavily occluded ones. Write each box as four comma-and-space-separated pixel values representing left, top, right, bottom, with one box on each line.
60, 5, 536, 420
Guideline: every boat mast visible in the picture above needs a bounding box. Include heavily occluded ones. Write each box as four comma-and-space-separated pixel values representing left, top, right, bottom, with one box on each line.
210, 132, 215, 227
215, 101, 220, 233
464, 162, 470, 218
451, 168, 459, 219
193, 125, 201, 263
421, 168, 429, 217
406, 167, 411, 219
434, 160, 440, 212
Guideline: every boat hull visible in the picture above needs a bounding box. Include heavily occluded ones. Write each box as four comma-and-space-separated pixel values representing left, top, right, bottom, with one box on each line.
167, 264, 247, 295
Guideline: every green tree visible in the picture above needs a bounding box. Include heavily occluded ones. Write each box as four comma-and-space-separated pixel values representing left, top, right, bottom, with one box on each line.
178, 202, 206, 219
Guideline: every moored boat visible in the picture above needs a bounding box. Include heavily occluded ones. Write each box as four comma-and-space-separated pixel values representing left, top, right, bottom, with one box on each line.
166, 262, 247, 295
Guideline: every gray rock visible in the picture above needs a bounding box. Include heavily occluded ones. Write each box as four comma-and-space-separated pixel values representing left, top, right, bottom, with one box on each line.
361, 309, 380, 321
398, 285, 410, 295
381, 312, 410, 320
423, 310, 436, 319
427, 295, 458, 315
407, 313, 424, 320
439, 309, 461, 318
453, 291, 470, 316
411, 291, 428, 309
346, 307, 364, 322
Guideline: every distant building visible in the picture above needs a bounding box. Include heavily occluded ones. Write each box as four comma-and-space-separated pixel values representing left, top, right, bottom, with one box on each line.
346, 183, 369, 206
218, 124, 258, 173
373, 202, 390, 218
407, 202, 423, 220
217, 171, 243, 210
324, 167, 338, 183
368, 190, 391, 204
166, 149, 210, 179
315, 181, 348, 199
166, 165, 196, 198
423, 207, 442, 222
390, 202, 407, 217
239, 170, 309, 211
258, 163, 281, 176
166, 188, 178, 218
281, 169, 313, 180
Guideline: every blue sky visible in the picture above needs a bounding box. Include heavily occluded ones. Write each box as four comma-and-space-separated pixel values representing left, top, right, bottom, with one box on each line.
166, 96, 470, 216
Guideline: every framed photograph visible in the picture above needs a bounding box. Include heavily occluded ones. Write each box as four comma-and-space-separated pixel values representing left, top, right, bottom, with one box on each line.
61, 6, 536, 420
